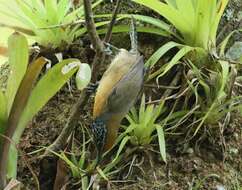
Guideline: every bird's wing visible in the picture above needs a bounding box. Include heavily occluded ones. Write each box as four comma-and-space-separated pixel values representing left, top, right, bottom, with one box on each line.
107, 56, 144, 114
93, 61, 133, 119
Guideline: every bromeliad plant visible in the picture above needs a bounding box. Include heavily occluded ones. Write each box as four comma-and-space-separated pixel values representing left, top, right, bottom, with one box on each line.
124, 0, 242, 136
59, 96, 170, 187
49, 126, 91, 190
183, 59, 242, 136
131, 0, 227, 49
122, 0, 230, 77
0, 32, 91, 188
112, 95, 167, 163
52, 125, 125, 189
0, 0, 104, 48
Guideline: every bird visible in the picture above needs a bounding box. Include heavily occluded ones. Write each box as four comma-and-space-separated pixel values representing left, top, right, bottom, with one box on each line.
91, 18, 144, 162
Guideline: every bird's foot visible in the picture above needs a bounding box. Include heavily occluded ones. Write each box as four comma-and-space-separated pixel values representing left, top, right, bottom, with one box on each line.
103, 42, 120, 56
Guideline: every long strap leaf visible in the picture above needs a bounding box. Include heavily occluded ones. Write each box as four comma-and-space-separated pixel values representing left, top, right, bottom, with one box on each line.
0, 57, 47, 183
6, 32, 29, 113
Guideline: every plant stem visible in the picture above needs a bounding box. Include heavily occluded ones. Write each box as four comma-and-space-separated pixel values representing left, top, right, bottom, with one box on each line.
83, 0, 103, 53
43, 89, 90, 157
103, 0, 122, 43
43, 0, 123, 156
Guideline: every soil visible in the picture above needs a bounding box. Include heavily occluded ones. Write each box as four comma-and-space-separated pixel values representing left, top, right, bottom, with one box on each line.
1, 0, 241, 190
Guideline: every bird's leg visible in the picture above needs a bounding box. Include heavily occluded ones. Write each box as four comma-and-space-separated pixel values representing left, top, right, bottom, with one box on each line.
103, 42, 120, 56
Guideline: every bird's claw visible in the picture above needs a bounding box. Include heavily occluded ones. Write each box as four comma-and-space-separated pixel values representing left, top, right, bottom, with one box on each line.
103, 42, 120, 56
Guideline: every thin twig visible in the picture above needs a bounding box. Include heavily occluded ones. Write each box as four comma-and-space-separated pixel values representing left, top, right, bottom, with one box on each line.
43, 89, 90, 157
227, 65, 237, 100
162, 70, 182, 98
219, 58, 240, 64
39, 20, 85, 30
83, 0, 103, 53
43, 0, 123, 156
103, 0, 122, 43
84, 0, 105, 82
144, 84, 180, 90
43, 0, 102, 157
123, 154, 137, 179
97, 0, 123, 78
146, 70, 182, 105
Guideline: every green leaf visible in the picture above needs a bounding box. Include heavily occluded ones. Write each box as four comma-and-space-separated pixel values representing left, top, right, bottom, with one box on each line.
64, 0, 102, 23
145, 41, 182, 68
7, 59, 81, 178
157, 45, 196, 79
92, 0, 104, 8
0, 23, 35, 36
103, 154, 123, 174
155, 124, 166, 163
0, 90, 7, 135
57, 0, 70, 23
143, 104, 154, 127
130, 108, 138, 123
218, 61, 229, 98
132, 0, 189, 39
96, 13, 181, 39
13, 59, 80, 143
131, 0, 228, 49
15, 0, 48, 28
44, 0, 58, 23
199, 79, 211, 104
119, 14, 172, 34
194, 60, 229, 136
7, 57, 47, 138
108, 124, 135, 151
97, 167, 109, 181
113, 136, 131, 163
6, 32, 28, 114
6, 57, 47, 178
152, 101, 165, 124
210, 0, 229, 43
75, 63, 91, 90
164, 0, 177, 7
0, 0, 104, 47
97, 25, 170, 37
7, 145, 18, 178
30, 0, 46, 16
60, 152, 79, 174
0, 1, 37, 29
219, 30, 237, 57
139, 94, 146, 123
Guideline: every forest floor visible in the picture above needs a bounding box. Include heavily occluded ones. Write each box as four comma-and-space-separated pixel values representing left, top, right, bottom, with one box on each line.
1, 0, 241, 189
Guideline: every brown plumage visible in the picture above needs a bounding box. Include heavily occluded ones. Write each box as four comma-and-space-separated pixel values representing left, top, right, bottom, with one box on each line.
92, 49, 144, 153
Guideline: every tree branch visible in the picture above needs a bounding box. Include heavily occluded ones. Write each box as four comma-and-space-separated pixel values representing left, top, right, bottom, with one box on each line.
43, 0, 123, 157
42, 89, 90, 157
83, 0, 103, 53
103, 0, 122, 43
